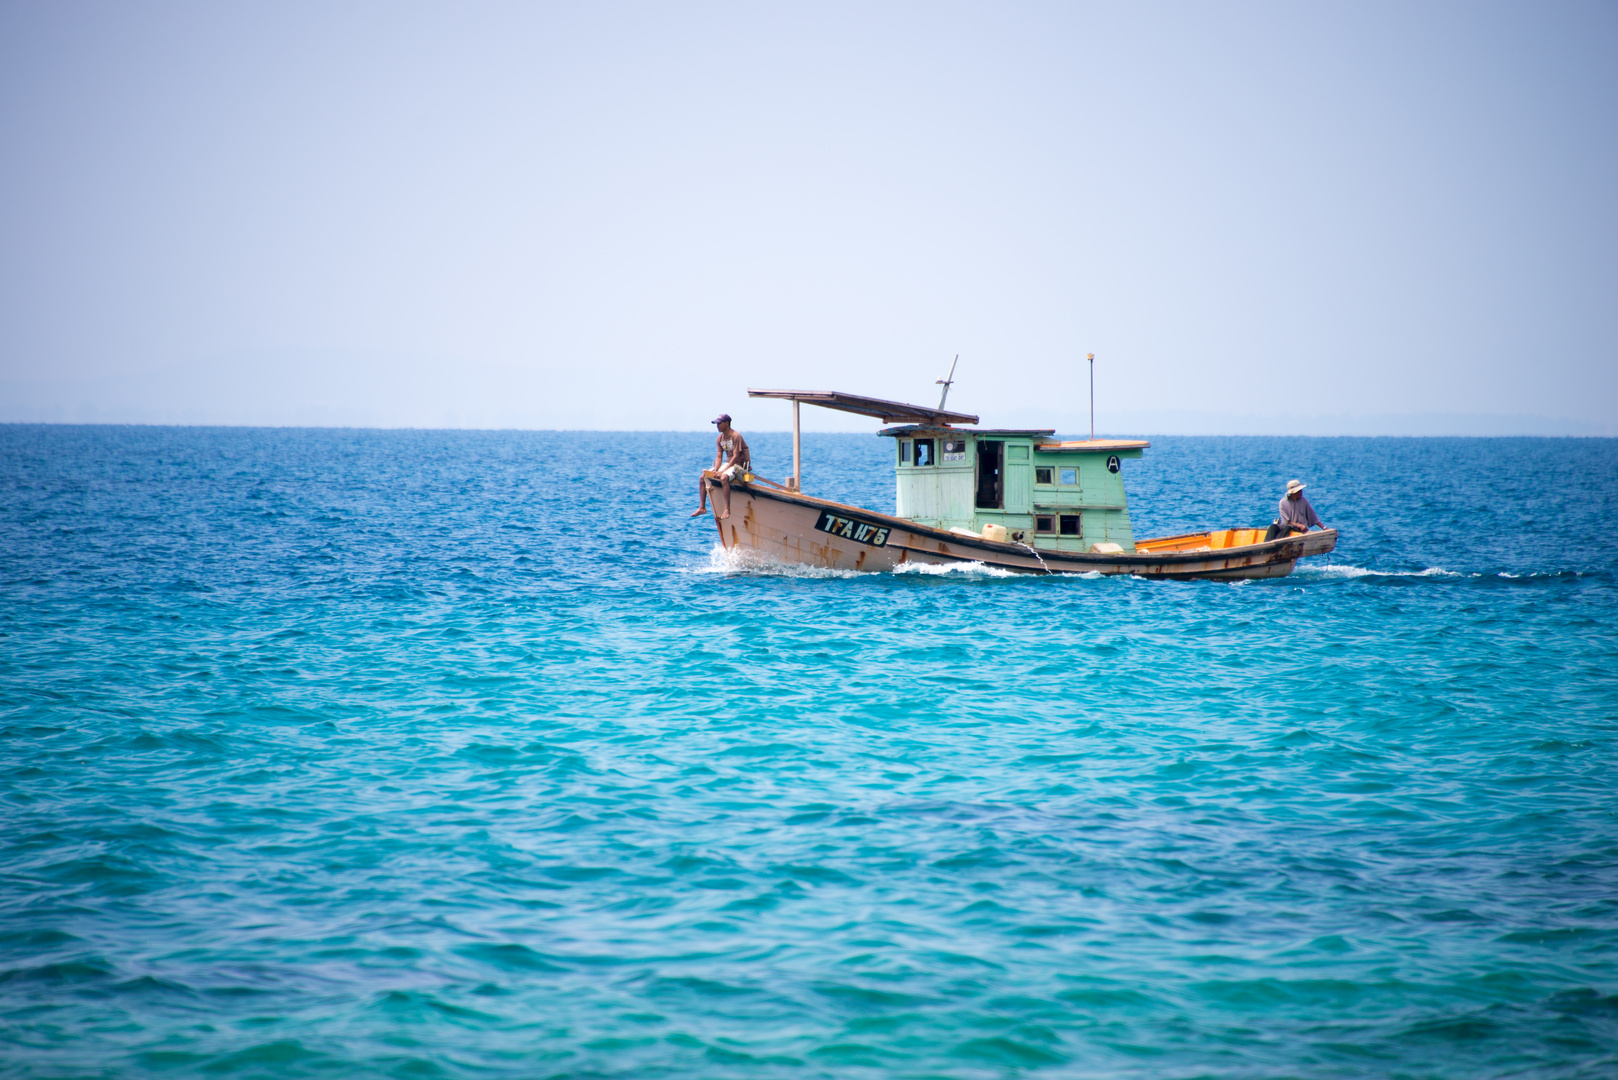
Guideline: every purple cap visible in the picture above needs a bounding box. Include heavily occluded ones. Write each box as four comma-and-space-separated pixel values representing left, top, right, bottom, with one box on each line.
712, 413, 731, 425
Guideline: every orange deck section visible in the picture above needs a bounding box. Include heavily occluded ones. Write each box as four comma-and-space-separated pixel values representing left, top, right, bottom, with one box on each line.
1136, 528, 1266, 554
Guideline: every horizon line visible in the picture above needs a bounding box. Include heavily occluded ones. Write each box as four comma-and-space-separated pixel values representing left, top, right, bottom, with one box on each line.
2, 420, 1614, 439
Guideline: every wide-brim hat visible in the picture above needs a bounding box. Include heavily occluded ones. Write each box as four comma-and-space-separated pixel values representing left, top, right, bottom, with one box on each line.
1285, 479, 1306, 494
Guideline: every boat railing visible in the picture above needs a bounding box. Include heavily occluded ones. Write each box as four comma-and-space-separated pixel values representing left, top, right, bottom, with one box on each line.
702, 468, 793, 493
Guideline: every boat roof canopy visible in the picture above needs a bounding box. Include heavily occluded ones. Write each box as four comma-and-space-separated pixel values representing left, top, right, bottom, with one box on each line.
879, 426, 1148, 449
879, 425, 1056, 438
1036, 439, 1151, 451
748, 389, 979, 426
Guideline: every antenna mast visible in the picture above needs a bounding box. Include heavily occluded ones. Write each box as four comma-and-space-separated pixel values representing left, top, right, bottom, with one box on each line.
1087, 352, 1095, 440
936, 355, 959, 410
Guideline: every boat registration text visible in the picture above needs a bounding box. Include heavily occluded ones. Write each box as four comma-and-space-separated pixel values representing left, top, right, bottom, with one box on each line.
814, 510, 891, 547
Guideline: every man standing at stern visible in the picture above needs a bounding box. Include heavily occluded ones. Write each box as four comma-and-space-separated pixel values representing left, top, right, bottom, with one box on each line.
692, 413, 750, 521
1268, 478, 1327, 539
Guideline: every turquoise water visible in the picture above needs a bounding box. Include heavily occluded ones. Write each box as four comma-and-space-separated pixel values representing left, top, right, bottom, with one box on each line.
2, 426, 1616, 1079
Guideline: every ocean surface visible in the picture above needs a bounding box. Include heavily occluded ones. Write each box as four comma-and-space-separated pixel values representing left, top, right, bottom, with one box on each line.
2, 426, 1616, 1080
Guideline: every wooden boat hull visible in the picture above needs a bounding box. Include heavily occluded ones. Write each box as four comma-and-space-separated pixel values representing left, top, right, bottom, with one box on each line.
704, 477, 1337, 580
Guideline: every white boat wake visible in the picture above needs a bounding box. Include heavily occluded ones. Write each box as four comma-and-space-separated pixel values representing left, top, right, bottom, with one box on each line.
688, 545, 866, 579
1296, 563, 1462, 580
687, 545, 1120, 580
689, 551, 1537, 586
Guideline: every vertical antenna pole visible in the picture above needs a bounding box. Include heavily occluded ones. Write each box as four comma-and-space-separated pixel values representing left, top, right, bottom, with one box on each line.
791, 398, 802, 492
1088, 352, 1095, 440
937, 354, 959, 411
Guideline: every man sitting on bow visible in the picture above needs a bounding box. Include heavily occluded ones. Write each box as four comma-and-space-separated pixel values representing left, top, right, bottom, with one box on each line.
691, 413, 750, 521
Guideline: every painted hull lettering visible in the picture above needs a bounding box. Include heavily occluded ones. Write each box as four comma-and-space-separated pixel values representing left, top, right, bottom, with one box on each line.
814, 510, 890, 547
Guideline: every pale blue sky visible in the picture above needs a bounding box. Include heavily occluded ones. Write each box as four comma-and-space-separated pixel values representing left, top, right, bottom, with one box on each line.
2, 2, 1614, 433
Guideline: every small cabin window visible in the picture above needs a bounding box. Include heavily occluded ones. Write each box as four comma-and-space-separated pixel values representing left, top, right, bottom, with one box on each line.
1035, 515, 1055, 534
942, 439, 966, 463
899, 440, 911, 464
1060, 467, 1078, 485
1008, 445, 1029, 460
1035, 467, 1053, 485
913, 439, 935, 467
1059, 514, 1082, 535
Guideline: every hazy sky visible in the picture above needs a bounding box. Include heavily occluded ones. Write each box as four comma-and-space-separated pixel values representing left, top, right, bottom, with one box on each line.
2, 2, 1614, 433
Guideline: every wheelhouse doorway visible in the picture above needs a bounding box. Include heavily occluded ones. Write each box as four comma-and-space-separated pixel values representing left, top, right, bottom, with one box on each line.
975, 440, 1003, 509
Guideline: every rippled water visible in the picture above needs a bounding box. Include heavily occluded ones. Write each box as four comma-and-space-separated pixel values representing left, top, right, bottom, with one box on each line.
2, 426, 1616, 1078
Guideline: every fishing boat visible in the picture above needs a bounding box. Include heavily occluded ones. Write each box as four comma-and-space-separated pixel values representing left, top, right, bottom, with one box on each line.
701, 389, 1337, 580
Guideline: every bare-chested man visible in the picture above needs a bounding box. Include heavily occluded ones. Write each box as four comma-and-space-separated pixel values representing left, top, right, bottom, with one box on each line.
691, 413, 750, 520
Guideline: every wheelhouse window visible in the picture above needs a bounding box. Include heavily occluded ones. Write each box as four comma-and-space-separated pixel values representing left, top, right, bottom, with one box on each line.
1035, 467, 1053, 485
1035, 515, 1055, 534
913, 439, 935, 467
942, 439, 966, 462
1059, 514, 1082, 535
1060, 467, 1078, 485
899, 439, 911, 464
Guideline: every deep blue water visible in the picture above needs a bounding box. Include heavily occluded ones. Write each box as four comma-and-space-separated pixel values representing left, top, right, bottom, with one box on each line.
2, 426, 1616, 1079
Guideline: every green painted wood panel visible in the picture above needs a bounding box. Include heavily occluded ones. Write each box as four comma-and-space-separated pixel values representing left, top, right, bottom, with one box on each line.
892, 435, 1141, 544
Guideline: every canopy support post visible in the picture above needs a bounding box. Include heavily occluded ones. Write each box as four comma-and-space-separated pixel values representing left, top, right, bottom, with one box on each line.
790, 399, 802, 492
1088, 352, 1095, 440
